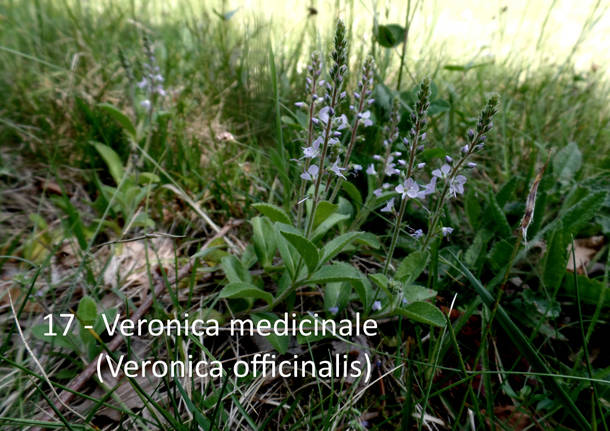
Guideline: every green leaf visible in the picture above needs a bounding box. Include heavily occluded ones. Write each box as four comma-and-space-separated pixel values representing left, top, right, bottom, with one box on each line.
251, 313, 290, 354
31, 324, 78, 350
487, 190, 512, 238
218, 282, 273, 305
542, 227, 568, 290
553, 142, 582, 185
464, 188, 481, 229
342, 181, 362, 207
375, 24, 405, 48
279, 230, 319, 274
92, 142, 125, 186
397, 302, 446, 327
354, 232, 381, 249
252, 203, 292, 224
450, 253, 591, 431
221, 255, 252, 284
274, 225, 298, 279
488, 239, 514, 271
308, 263, 362, 285
313, 201, 338, 228
251, 216, 276, 267
320, 231, 364, 264
563, 274, 610, 307
77, 296, 97, 326
98, 103, 136, 138
402, 285, 437, 303
311, 213, 350, 241
323, 282, 351, 312
559, 191, 607, 236
395, 251, 429, 283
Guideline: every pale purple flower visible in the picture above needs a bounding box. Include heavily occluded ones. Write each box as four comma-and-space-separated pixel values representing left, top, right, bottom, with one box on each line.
461, 144, 469, 153
417, 162, 426, 169
467, 162, 477, 168
137, 78, 148, 89
336, 114, 349, 130
329, 306, 339, 315
372, 301, 382, 311
373, 188, 383, 197
432, 164, 451, 179
417, 177, 436, 199
366, 164, 377, 176
303, 146, 319, 159
373, 154, 382, 161
395, 178, 420, 200
359, 110, 373, 127
295, 101, 307, 109
301, 164, 319, 181
318, 106, 330, 124
330, 159, 347, 179
411, 229, 424, 239
352, 164, 363, 171
449, 175, 467, 197
380, 198, 394, 213
442, 226, 454, 236
445, 155, 453, 163
140, 99, 151, 110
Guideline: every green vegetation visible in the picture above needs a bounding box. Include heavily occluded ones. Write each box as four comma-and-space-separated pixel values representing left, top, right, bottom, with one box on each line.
0, 1, 608, 430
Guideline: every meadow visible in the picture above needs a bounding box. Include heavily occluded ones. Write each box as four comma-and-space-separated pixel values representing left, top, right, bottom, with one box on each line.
0, 0, 609, 430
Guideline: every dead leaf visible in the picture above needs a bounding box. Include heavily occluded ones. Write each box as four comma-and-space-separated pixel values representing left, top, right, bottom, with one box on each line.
566, 236, 604, 273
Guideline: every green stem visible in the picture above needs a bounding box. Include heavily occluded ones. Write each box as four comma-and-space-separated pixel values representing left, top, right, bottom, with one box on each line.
305, 86, 339, 238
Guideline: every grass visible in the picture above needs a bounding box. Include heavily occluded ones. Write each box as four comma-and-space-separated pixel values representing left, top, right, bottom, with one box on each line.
0, 0, 609, 430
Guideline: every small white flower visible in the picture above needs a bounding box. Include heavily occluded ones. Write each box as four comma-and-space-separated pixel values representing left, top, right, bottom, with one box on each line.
330, 159, 347, 179
300, 164, 319, 181
352, 164, 362, 171
359, 110, 373, 127
381, 198, 395, 213
372, 301, 382, 311
155, 86, 166, 96
411, 229, 424, 239
336, 114, 349, 130
366, 164, 377, 176
302, 146, 318, 158
318, 106, 330, 124
432, 164, 451, 179
449, 175, 467, 197
137, 78, 148, 89
140, 99, 151, 110
442, 226, 454, 237
395, 178, 420, 200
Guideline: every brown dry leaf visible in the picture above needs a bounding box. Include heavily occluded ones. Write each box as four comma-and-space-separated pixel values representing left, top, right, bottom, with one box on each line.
493, 405, 533, 430
566, 236, 604, 273
102, 238, 175, 293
